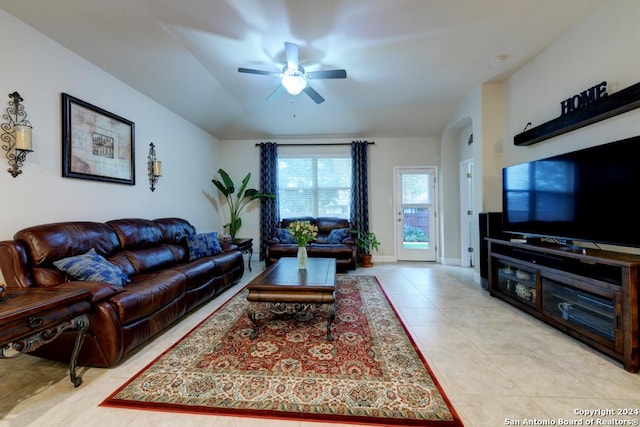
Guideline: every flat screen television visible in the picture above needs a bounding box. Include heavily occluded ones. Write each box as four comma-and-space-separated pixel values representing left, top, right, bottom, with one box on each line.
502, 135, 640, 248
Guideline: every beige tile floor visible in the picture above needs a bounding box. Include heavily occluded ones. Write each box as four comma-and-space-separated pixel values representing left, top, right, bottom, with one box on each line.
1, 262, 639, 427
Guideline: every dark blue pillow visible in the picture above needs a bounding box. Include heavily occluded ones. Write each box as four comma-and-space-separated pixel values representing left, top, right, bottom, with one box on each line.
327, 228, 351, 244
185, 232, 223, 261
275, 228, 296, 244
53, 248, 130, 286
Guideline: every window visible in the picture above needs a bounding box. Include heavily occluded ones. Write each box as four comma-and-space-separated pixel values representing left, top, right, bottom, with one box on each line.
278, 156, 351, 218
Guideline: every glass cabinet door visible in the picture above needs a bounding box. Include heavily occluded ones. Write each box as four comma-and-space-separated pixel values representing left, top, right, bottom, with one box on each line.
496, 261, 537, 308
541, 278, 617, 343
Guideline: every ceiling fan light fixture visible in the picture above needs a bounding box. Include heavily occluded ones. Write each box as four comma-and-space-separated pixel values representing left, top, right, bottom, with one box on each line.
281, 69, 307, 95
238, 42, 344, 104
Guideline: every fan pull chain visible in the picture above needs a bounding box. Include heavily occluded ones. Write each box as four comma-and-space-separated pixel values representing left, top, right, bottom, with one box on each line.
291, 97, 296, 118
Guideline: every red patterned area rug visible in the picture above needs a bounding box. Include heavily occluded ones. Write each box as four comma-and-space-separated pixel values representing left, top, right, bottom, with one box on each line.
101, 275, 463, 426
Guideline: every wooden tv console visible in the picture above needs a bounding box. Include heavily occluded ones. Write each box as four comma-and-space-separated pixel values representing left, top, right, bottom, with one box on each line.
487, 238, 639, 372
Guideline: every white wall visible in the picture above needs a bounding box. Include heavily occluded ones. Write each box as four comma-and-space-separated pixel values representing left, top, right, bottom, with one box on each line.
371, 137, 439, 262
457, 124, 473, 160
504, 0, 640, 166
220, 137, 438, 262
8, 1, 634, 274
439, 88, 478, 265
479, 84, 504, 212
0, 11, 222, 242
440, 0, 640, 270
501, 0, 640, 253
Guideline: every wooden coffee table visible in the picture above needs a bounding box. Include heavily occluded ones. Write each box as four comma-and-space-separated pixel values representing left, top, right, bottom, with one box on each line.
246, 257, 337, 341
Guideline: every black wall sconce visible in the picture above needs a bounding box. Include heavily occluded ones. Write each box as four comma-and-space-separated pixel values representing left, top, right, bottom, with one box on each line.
147, 142, 162, 191
1, 92, 33, 177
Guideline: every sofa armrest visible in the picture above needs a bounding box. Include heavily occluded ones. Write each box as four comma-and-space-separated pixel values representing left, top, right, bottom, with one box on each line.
51, 281, 124, 304
0, 240, 35, 288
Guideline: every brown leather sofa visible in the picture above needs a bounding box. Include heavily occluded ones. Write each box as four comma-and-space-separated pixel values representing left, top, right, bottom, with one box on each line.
265, 217, 357, 271
0, 217, 244, 368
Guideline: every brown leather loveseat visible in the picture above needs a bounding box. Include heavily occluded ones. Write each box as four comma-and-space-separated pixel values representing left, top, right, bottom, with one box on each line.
265, 217, 357, 271
0, 217, 244, 368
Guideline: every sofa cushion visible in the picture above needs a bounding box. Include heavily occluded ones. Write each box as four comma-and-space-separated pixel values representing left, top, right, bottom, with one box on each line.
279, 217, 316, 229
274, 228, 296, 244
185, 232, 222, 261
107, 218, 164, 250
316, 217, 350, 234
154, 218, 196, 244
14, 221, 121, 267
108, 270, 186, 325
121, 245, 184, 274
53, 248, 130, 286
168, 258, 216, 291
326, 228, 351, 244
209, 250, 244, 274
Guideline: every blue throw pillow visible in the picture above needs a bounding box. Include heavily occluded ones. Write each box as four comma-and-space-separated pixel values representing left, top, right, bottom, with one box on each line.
53, 248, 130, 286
274, 228, 296, 244
327, 228, 351, 244
185, 232, 222, 261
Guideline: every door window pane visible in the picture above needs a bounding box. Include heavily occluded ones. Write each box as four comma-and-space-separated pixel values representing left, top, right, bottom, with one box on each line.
403, 207, 430, 243
402, 174, 430, 204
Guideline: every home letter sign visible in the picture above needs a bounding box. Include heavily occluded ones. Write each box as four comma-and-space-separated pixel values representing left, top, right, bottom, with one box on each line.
560, 81, 608, 116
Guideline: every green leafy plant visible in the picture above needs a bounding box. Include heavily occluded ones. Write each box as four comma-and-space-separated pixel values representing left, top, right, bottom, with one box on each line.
403, 224, 428, 242
352, 229, 380, 255
212, 168, 275, 239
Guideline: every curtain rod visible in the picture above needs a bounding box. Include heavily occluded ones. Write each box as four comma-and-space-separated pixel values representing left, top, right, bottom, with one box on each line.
255, 142, 374, 147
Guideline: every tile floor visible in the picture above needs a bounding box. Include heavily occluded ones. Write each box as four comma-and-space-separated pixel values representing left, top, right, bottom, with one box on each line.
1, 262, 639, 427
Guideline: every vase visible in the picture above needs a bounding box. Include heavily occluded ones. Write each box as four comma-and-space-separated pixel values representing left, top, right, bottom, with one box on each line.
297, 246, 308, 269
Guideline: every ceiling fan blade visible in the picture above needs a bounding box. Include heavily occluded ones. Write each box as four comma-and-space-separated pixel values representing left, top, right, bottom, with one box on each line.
238, 67, 280, 76
307, 69, 347, 79
303, 86, 325, 104
266, 85, 284, 102
284, 42, 299, 70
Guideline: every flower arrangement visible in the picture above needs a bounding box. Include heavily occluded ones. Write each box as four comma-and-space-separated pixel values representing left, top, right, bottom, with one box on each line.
287, 220, 318, 247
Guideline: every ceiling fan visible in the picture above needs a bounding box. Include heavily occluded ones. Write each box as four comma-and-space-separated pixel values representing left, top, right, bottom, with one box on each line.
238, 42, 347, 104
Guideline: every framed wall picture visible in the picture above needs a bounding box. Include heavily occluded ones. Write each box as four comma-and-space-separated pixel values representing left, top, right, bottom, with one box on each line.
62, 93, 135, 185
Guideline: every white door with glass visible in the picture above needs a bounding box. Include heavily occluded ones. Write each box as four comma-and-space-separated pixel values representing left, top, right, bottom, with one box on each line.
395, 167, 437, 261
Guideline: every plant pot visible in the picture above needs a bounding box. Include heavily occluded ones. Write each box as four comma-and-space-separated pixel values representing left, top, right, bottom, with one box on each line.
360, 253, 373, 267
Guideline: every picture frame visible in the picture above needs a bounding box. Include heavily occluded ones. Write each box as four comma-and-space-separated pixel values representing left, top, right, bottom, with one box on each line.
62, 93, 135, 185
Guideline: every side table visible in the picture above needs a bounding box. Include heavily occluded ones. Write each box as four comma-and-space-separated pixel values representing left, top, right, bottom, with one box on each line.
0, 287, 92, 387
230, 238, 253, 271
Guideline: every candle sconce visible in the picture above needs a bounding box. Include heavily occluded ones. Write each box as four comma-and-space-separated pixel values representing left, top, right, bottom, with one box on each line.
1, 92, 33, 178
147, 142, 162, 191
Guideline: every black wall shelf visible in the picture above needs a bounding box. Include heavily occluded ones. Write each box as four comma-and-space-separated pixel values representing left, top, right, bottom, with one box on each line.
514, 81, 640, 146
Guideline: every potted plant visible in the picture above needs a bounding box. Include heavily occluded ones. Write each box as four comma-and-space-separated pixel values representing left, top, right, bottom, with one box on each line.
212, 168, 274, 239
352, 229, 380, 267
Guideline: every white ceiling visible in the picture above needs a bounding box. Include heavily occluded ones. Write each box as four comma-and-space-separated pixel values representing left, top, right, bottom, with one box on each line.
0, 0, 605, 140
